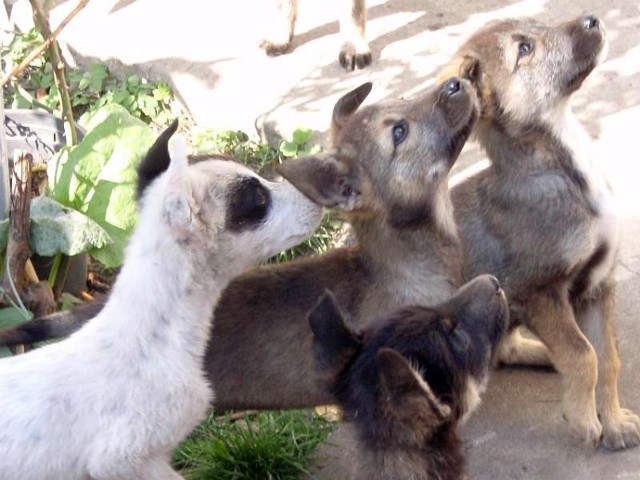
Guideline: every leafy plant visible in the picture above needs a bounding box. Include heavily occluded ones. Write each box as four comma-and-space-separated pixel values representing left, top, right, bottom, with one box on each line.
0, 196, 111, 258
191, 127, 278, 175
47, 103, 157, 267
2, 28, 174, 126
279, 128, 321, 159
173, 410, 334, 480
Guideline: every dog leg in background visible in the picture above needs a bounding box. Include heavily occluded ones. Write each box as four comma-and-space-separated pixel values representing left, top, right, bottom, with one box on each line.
261, 0, 298, 56
497, 327, 553, 368
524, 292, 601, 446
339, 0, 371, 71
578, 281, 640, 450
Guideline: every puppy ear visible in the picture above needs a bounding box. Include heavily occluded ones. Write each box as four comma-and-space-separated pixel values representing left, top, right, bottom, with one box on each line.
438, 54, 481, 85
309, 290, 361, 374
137, 118, 179, 198
277, 153, 364, 210
332, 82, 373, 135
378, 348, 451, 428
162, 135, 195, 240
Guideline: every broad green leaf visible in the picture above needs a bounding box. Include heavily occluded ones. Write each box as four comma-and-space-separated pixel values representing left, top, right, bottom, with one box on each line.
0, 306, 32, 328
292, 128, 313, 145
279, 140, 298, 158
78, 75, 90, 90
0, 197, 112, 256
47, 104, 156, 266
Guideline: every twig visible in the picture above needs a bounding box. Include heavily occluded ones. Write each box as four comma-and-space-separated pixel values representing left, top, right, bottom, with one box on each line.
0, 152, 33, 303
29, 0, 84, 146
0, 0, 89, 88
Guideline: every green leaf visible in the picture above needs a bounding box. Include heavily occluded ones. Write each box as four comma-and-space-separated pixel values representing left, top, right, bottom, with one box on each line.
126, 74, 141, 89
0, 197, 112, 257
292, 128, 313, 145
279, 141, 299, 158
89, 63, 109, 91
78, 75, 90, 90
47, 104, 156, 266
302, 144, 322, 155
0, 307, 33, 328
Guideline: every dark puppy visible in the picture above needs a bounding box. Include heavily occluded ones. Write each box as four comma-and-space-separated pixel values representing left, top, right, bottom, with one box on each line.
441, 15, 640, 449
310, 275, 509, 480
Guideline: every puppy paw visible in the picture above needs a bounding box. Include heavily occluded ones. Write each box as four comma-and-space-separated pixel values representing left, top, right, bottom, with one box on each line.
563, 409, 602, 447
601, 408, 640, 450
260, 38, 292, 57
338, 42, 372, 71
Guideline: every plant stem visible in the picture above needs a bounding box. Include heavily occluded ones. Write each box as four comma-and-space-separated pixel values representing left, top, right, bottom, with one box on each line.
52, 254, 71, 299
29, 0, 85, 146
0, 152, 32, 308
47, 251, 62, 287
0, 0, 89, 88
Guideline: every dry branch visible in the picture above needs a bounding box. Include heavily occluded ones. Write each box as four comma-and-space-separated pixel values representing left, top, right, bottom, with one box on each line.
1, 152, 33, 303
0, 0, 89, 88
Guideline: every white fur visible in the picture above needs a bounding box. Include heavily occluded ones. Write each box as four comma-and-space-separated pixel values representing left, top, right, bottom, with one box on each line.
542, 103, 621, 291
0, 146, 322, 479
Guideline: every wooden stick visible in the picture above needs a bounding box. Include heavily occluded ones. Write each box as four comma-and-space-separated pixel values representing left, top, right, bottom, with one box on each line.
0, 0, 89, 88
29, 0, 83, 146
1, 151, 33, 302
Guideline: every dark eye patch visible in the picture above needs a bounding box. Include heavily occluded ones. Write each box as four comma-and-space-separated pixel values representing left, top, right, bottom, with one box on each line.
226, 176, 271, 232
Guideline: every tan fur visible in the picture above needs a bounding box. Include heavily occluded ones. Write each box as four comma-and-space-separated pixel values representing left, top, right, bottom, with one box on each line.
443, 16, 640, 449
261, 0, 371, 71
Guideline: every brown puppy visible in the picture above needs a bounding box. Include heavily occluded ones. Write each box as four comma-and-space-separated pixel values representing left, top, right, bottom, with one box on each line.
0, 77, 478, 412
441, 15, 640, 450
261, 0, 371, 71
310, 275, 509, 480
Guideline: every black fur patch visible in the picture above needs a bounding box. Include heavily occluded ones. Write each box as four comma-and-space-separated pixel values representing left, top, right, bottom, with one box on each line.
226, 176, 271, 232
136, 119, 178, 198
388, 201, 432, 230
569, 243, 609, 301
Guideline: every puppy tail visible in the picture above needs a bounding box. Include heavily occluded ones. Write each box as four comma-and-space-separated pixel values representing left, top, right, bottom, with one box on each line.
0, 297, 106, 347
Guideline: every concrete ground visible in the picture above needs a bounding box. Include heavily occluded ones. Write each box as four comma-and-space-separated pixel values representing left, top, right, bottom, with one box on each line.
13, 0, 640, 478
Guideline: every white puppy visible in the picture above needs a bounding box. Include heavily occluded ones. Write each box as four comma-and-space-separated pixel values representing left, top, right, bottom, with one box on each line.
0, 123, 322, 480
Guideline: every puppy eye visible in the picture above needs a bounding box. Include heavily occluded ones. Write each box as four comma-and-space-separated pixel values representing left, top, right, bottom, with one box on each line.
392, 122, 409, 146
517, 42, 532, 57
254, 186, 268, 206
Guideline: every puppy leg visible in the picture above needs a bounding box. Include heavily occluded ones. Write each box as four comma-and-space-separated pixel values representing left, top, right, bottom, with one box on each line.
140, 456, 185, 480
261, 0, 298, 56
339, 0, 371, 71
577, 280, 640, 450
497, 327, 553, 367
524, 291, 601, 446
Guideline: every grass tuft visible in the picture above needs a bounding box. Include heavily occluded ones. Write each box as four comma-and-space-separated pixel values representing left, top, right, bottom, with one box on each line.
173, 410, 335, 480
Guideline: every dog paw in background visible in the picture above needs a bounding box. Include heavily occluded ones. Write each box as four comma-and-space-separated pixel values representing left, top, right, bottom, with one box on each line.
261, 0, 371, 71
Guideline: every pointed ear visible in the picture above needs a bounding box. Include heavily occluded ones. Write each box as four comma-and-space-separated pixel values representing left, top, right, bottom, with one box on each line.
332, 82, 373, 134
438, 54, 481, 85
378, 348, 451, 427
309, 290, 361, 374
276, 153, 364, 210
162, 135, 195, 241
137, 118, 179, 198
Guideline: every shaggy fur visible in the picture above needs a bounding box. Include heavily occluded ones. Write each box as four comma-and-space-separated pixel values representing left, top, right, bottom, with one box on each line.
440, 15, 640, 449
0, 78, 477, 412
310, 275, 509, 479
0, 124, 322, 479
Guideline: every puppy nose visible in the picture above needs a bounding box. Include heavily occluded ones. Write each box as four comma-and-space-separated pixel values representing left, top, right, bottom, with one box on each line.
445, 77, 462, 96
582, 15, 599, 30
